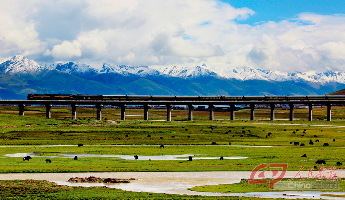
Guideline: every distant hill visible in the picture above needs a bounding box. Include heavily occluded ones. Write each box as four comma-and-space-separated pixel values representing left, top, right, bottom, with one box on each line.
1, 55, 345, 99
328, 89, 345, 95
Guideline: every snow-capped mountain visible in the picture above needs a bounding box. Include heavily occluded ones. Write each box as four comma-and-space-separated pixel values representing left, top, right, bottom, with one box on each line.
1, 55, 345, 84
1, 55, 345, 99
100, 64, 160, 76
213, 66, 345, 84
213, 66, 289, 81
49, 62, 98, 76
0, 55, 47, 75
151, 64, 218, 78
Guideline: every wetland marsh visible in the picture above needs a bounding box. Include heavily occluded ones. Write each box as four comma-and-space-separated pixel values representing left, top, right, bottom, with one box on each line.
1, 106, 345, 199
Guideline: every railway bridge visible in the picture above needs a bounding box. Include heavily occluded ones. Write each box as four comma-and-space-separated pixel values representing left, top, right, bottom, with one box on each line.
0, 95, 345, 121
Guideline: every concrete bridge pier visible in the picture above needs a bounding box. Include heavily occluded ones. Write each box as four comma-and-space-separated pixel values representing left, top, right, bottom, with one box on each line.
121, 104, 126, 120
188, 104, 194, 121
230, 104, 236, 120
327, 103, 332, 121
250, 104, 255, 120
289, 104, 294, 121
96, 104, 103, 120
18, 104, 25, 116
144, 104, 149, 120
45, 104, 52, 119
308, 104, 313, 121
270, 104, 275, 121
166, 104, 172, 121
209, 104, 215, 120
71, 104, 77, 120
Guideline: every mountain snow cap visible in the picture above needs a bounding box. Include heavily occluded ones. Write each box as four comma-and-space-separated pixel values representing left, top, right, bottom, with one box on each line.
100, 64, 160, 76
53, 62, 98, 75
0, 55, 46, 75
152, 65, 217, 78
1, 55, 345, 84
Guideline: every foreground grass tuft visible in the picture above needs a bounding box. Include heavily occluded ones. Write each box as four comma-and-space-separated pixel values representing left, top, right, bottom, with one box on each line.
0, 180, 272, 200
190, 179, 345, 193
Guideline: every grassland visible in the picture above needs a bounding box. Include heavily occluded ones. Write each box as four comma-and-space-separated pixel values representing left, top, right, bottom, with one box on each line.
0, 179, 275, 200
1, 105, 345, 146
0, 106, 345, 172
0, 105, 345, 199
1, 144, 345, 173
190, 178, 345, 193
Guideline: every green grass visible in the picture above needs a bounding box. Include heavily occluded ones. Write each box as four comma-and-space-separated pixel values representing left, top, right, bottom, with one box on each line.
0, 106, 345, 198
1, 112, 345, 146
0, 179, 273, 200
322, 194, 345, 197
190, 179, 271, 193
0, 145, 344, 173
190, 178, 345, 193
0, 107, 344, 172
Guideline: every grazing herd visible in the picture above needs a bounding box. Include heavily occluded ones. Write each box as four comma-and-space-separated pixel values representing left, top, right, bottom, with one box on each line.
288, 128, 342, 167
289, 129, 336, 148
21, 144, 227, 163
20, 128, 343, 168
23, 156, 78, 163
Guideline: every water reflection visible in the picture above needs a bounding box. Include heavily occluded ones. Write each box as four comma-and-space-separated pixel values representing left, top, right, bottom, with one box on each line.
1, 171, 344, 199
4, 153, 247, 160
4, 152, 57, 158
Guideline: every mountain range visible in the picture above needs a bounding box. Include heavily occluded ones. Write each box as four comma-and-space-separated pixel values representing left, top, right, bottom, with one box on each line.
0, 55, 344, 99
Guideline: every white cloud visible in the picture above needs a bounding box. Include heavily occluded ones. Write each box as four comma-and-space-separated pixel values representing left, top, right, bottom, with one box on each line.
0, 0, 44, 57
0, 0, 344, 72
245, 14, 345, 71
77, 30, 108, 57
50, 41, 82, 60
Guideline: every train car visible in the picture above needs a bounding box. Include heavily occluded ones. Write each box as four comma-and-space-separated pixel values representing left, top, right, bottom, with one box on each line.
28, 94, 345, 102
176, 96, 203, 101
99, 95, 154, 101
285, 95, 327, 101
102, 95, 128, 100
73, 95, 104, 100
325, 95, 345, 100
221, 96, 244, 101
27, 94, 73, 100
242, 96, 266, 101
265, 96, 288, 100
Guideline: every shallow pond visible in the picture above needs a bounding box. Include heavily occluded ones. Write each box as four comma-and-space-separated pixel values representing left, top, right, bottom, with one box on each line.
4, 152, 248, 160
1, 171, 345, 199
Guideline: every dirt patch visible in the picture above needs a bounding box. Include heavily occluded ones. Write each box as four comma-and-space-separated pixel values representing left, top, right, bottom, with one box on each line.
3, 126, 17, 128
68, 176, 135, 183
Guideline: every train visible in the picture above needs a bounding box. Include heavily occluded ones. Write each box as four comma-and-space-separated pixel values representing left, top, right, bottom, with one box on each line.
27, 94, 345, 101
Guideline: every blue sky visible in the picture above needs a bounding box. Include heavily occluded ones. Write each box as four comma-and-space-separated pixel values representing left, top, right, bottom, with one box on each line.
222, 0, 345, 24
0, 0, 344, 72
